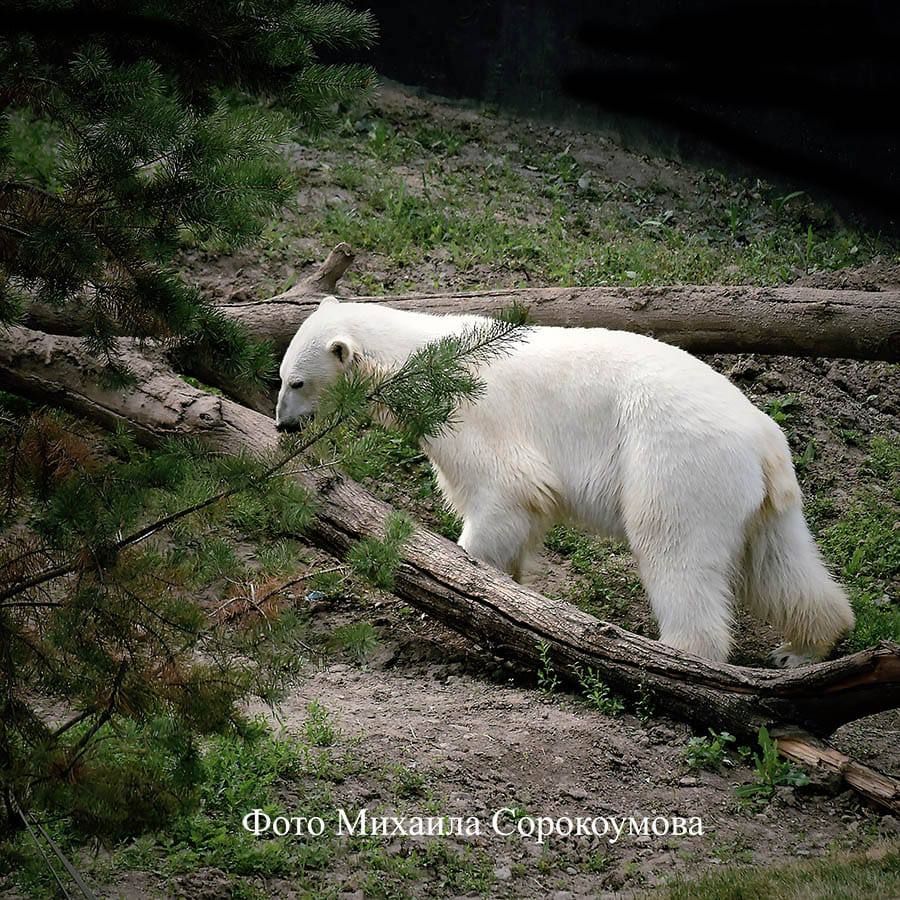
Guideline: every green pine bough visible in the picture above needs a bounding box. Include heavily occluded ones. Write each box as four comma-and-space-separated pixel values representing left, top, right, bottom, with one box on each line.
0, 0, 377, 376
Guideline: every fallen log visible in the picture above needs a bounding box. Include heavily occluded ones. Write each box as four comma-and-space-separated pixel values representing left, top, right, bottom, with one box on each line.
23, 247, 900, 364
1, 324, 898, 812
220, 281, 900, 362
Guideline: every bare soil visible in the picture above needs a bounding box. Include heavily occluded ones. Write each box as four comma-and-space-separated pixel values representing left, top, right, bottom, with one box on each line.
162, 585, 899, 899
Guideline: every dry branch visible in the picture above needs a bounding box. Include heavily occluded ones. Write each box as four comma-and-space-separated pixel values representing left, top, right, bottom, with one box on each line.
773, 729, 900, 813
1, 323, 898, 812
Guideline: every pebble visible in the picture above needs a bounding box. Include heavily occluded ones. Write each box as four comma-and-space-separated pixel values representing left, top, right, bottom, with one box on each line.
775, 785, 798, 807
728, 359, 761, 381
648, 725, 677, 744
678, 776, 699, 787
565, 786, 589, 800
759, 371, 786, 390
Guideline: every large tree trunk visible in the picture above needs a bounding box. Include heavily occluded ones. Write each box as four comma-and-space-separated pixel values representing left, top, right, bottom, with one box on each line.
23, 250, 900, 367
220, 283, 900, 362
1, 324, 898, 812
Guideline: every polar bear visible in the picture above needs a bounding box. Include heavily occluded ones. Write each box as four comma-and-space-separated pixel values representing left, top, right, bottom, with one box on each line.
275, 297, 854, 665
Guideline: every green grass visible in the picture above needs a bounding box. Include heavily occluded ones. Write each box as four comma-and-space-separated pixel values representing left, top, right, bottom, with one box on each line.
388, 763, 429, 800
545, 525, 642, 625
315, 174, 874, 289
229, 93, 900, 302
735, 727, 809, 806
266, 102, 898, 295
576, 666, 626, 715
810, 435, 900, 649
0, 712, 496, 899
682, 729, 737, 772
536, 640, 560, 693
661, 845, 900, 900
0, 721, 338, 896
303, 700, 339, 747
354, 836, 494, 900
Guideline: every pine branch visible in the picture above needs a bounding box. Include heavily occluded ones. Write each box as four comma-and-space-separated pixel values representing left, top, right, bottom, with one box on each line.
0, 323, 522, 606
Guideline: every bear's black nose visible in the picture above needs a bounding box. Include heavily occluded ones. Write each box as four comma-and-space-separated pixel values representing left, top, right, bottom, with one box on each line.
275, 419, 304, 433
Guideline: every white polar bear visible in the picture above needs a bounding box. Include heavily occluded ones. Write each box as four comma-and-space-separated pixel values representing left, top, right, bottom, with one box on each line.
276, 297, 854, 665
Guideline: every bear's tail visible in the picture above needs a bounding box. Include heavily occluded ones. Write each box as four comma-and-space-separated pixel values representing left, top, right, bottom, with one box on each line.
739, 442, 854, 665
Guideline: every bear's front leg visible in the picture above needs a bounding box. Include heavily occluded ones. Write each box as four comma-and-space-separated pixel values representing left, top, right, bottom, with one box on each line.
457, 505, 542, 584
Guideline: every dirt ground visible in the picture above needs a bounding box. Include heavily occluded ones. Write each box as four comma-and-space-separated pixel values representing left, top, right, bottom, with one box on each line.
129, 83, 900, 896
214, 589, 896, 899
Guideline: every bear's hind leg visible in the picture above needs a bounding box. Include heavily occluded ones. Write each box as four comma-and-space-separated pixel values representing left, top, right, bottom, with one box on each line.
631, 543, 737, 663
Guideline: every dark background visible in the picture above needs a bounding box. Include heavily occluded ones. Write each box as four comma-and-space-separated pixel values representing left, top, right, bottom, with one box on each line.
361, 1, 900, 230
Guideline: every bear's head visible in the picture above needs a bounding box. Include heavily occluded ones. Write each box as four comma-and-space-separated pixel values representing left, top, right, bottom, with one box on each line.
275, 296, 358, 431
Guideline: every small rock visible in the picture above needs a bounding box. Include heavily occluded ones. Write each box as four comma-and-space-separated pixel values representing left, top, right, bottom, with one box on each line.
225, 287, 256, 303
565, 866, 578, 875
493, 866, 512, 881
775, 785, 798, 807
827, 363, 851, 390
728, 359, 761, 381
758, 371, 785, 390
678, 776, 699, 787
648, 725, 677, 744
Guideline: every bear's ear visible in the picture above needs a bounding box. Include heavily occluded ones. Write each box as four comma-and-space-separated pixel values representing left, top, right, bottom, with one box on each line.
319, 295, 340, 307
327, 335, 357, 366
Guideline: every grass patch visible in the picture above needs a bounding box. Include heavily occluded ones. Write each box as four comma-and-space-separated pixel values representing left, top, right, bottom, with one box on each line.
734, 727, 809, 806
545, 526, 642, 625
0, 722, 341, 896
682, 729, 737, 772
353, 835, 494, 900
661, 845, 900, 900
810, 435, 900, 649
279, 102, 897, 293
576, 666, 625, 715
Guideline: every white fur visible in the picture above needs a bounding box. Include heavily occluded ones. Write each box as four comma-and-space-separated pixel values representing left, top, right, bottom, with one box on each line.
277, 298, 855, 664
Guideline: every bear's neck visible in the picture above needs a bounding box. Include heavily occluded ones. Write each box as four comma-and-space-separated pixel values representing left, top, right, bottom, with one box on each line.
346, 306, 483, 369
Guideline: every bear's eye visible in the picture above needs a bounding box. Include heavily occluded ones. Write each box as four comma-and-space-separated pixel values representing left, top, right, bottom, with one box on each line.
289, 379, 305, 390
